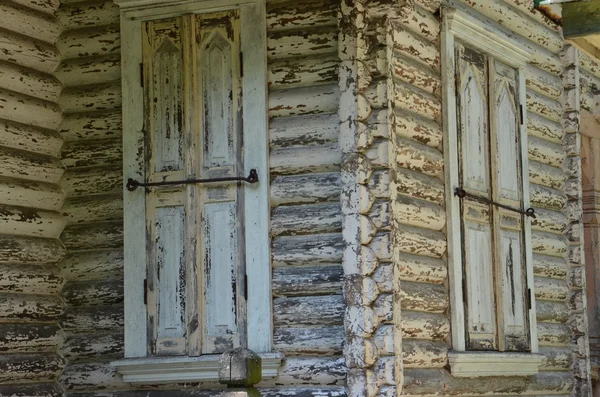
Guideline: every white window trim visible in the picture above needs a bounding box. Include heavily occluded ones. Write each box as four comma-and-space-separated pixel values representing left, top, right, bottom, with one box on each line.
441, 2, 541, 376
113, 0, 275, 381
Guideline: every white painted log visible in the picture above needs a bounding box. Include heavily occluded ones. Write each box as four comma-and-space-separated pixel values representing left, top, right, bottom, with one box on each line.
0, 263, 62, 295
529, 160, 566, 190
397, 253, 447, 284
0, 147, 64, 184
63, 280, 123, 307
394, 225, 446, 258
402, 339, 448, 368
60, 166, 122, 197
0, 205, 65, 239
393, 81, 442, 122
527, 113, 562, 145
391, 52, 440, 96
394, 168, 444, 205
393, 109, 442, 149
363, 80, 388, 110
59, 82, 122, 113
531, 208, 567, 234
272, 264, 342, 296
0, 89, 61, 130
60, 250, 123, 282
368, 170, 391, 200
262, 357, 346, 386
62, 306, 123, 334
61, 221, 123, 251
0, 29, 60, 74
390, 22, 439, 71
269, 84, 339, 117
393, 195, 445, 231
0, 324, 61, 353
267, 28, 337, 59
536, 300, 568, 323
272, 233, 343, 266
368, 233, 393, 261
402, 311, 450, 341
270, 145, 341, 175
0, 354, 65, 383
537, 322, 570, 347
55, 55, 121, 87
57, 25, 120, 61
0, 384, 63, 397
63, 332, 123, 362
579, 50, 600, 81
274, 326, 343, 355
534, 276, 568, 302
525, 65, 562, 100
0, 2, 61, 44
395, 137, 443, 177
501, 0, 562, 33
538, 346, 571, 371
269, 54, 338, 90
63, 194, 123, 225
11, 0, 59, 15
401, 281, 448, 313
0, 235, 65, 265
0, 293, 63, 322
62, 138, 122, 169
0, 60, 62, 102
581, 85, 595, 112
271, 203, 341, 236
530, 183, 567, 211
266, 0, 337, 32
532, 230, 568, 258
56, 0, 119, 30
374, 293, 393, 323
528, 136, 564, 168
270, 113, 338, 148
372, 263, 393, 292
59, 362, 128, 391
394, 3, 440, 43
526, 89, 561, 123
59, 110, 122, 142
533, 253, 567, 280
274, 295, 343, 326
0, 119, 62, 158
270, 172, 340, 207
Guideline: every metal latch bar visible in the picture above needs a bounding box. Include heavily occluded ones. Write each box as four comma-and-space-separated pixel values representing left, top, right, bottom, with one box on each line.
454, 187, 536, 219
126, 169, 259, 191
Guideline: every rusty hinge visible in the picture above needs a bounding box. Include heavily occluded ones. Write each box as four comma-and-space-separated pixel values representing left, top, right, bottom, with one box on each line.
239, 52, 244, 77
140, 63, 144, 88
143, 279, 148, 305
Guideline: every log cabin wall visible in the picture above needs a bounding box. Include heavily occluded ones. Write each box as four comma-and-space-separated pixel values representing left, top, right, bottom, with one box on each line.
0, 0, 67, 395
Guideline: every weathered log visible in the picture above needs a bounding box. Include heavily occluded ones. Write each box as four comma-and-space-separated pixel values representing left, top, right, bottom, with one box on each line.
531, 208, 567, 236
0, 235, 65, 265
0, 2, 61, 44
56, 0, 119, 30
267, 28, 337, 59
0, 119, 62, 158
59, 110, 122, 142
0, 324, 61, 353
530, 183, 567, 211
368, 233, 393, 261
391, 52, 440, 96
273, 264, 342, 296
394, 3, 439, 43
271, 173, 340, 207
61, 166, 122, 197
57, 25, 120, 61
270, 145, 341, 175
0, 89, 61, 130
0, 353, 65, 383
393, 195, 445, 231
528, 136, 564, 169
62, 305, 123, 334
0, 60, 62, 102
63, 194, 123, 226
363, 141, 389, 169
525, 64, 562, 100
269, 54, 337, 90
61, 221, 123, 251
0, 147, 64, 185
394, 226, 446, 258
390, 23, 439, 72
532, 230, 568, 258
63, 332, 123, 362
0, 28, 60, 74
534, 276, 568, 302
539, 346, 572, 371
536, 300, 569, 323
501, 0, 561, 33
529, 160, 566, 190
269, 84, 339, 117
0, 293, 63, 322
527, 113, 563, 144
373, 294, 393, 323
0, 205, 64, 239
395, 137, 443, 178
0, 177, 64, 211
63, 387, 348, 397
526, 89, 561, 123
537, 322, 571, 347
270, 113, 338, 149
274, 295, 343, 326
274, 326, 344, 355
533, 253, 567, 279
0, 263, 63, 295
393, 108, 442, 149
55, 55, 121, 87
402, 339, 448, 369
59, 82, 122, 113
63, 279, 123, 308
59, 362, 128, 391
393, 168, 444, 205
62, 138, 122, 169
60, 250, 124, 282
262, 357, 346, 386
401, 281, 448, 313
581, 85, 595, 112
272, 233, 343, 266
266, 0, 337, 32
579, 50, 600, 81
363, 80, 387, 110
271, 203, 342, 236
393, 81, 441, 123
402, 311, 450, 341
397, 253, 446, 285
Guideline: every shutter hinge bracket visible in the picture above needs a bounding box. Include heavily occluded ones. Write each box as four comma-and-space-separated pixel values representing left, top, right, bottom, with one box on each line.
140, 63, 144, 87
143, 279, 148, 305
240, 52, 244, 77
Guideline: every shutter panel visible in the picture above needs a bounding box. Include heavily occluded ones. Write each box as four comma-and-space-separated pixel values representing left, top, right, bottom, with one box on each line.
196, 11, 246, 354
491, 60, 530, 351
456, 44, 497, 351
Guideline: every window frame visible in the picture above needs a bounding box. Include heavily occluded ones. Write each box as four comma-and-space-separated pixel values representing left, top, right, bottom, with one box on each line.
115, 0, 273, 372
441, 3, 541, 376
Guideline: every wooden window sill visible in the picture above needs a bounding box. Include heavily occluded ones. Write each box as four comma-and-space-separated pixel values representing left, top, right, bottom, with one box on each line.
448, 351, 543, 377
111, 352, 284, 383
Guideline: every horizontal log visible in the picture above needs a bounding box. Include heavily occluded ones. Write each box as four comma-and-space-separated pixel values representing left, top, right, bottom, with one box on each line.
402, 311, 450, 341
0, 353, 65, 383
0, 263, 63, 295
0, 119, 62, 158
395, 137, 443, 177
395, 3, 439, 43
372, 263, 393, 292
60, 81, 122, 113
62, 138, 122, 169
368, 233, 392, 261
274, 295, 343, 326
55, 55, 121, 87
61, 166, 122, 197
60, 250, 123, 282
0, 147, 64, 185
0, 205, 64, 239
390, 22, 439, 71
0, 89, 61, 130
391, 53, 440, 97
271, 173, 340, 207
63, 280, 123, 308
0, 293, 63, 322
530, 183, 567, 211
62, 305, 123, 334
527, 113, 563, 144
394, 168, 444, 205
534, 276, 568, 302
0, 235, 65, 265
57, 25, 120, 61
0, 28, 60, 74
533, 253, 567, 279
397, 253, 446, 285
394, 226, 446, 258
269, 84, 339, 117
362, 80, 387, 110
367, 201, 390, 231
65, 388, 349, 397
538, 322, 571, 347
393, 82, 441, 123
264, 357, 346, 386
0, 177, 64, 211
266, 0, 337, 32
529, 160, 566, 190
270, 145, 341, 175
526, 89, 561, 123
12, 0, 60, 14
61, 221, 123, 251
56, 0, 119, 30
0, 60, 62, 102
273, 264, 342, 296
363, 141, 389, 169
270, 113, 338, 149
0, 2, 61, 44
271, 203, 341, 236
393, 195, 445, 231
539, 346, 571, 371
502, 0, 562, 33
269, 54, 337, 90
581, 85, 595, 112
579, 49, 600, 81
532, 230, 568, 258
267, 28, 337, 59
60, 362, 128, 391
272, 233, 343, 266
528, 136, 564, 169
393, 109, 442, 149
63, 195, 122, 227
60, 110, 122, 142
526, 65, 562, 100
0, 324, 61, 353
403, 339, 448, 368
63, 332, 123, 362
274, 326, 343, 355
536, 300, 568, 323
531, 208, 567, 235
0, 384, 63, 397
401, 281, 448, 313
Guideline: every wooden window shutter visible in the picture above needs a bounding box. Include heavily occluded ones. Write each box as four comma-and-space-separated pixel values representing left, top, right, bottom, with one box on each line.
142, 10, 245, 357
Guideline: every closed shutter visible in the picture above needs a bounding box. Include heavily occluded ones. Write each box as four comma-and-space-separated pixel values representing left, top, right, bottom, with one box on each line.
142, 11, 245, 356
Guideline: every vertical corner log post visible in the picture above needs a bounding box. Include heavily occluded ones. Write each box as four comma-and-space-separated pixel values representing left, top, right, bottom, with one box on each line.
560, 44, 593, 397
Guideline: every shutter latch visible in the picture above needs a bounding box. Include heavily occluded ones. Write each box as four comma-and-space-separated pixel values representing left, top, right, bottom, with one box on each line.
126, 169, 259, 191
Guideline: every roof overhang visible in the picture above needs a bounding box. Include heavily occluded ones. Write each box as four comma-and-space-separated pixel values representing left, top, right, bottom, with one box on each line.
535, 0, 600, 38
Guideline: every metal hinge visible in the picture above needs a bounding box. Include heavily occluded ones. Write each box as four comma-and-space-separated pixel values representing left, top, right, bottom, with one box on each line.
527, 288, 532, 310
519, 104, 524, 125
244, 274, 248, 301
239, 52, 244, 77
143, 279, 148, 305
140, 63, 144, 87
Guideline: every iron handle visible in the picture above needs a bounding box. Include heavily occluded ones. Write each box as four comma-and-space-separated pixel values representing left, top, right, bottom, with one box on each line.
454, 187, 536, 219
126, 169, 259, 191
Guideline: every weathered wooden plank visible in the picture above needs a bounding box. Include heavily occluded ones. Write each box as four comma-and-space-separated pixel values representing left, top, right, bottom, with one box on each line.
60, 362, 128, 391
0, 177, 64, 212
532, 230, 568, 258
269, 84, 339, 117
526, 89, 561, 123
0, 60, 62, 102
60, 250, 123, 282
393, 168, 444, 206
271, 173, 340, 207
62, 306, 123, 334
579, 49, 600, 80
537, 322, 571, 347
267, 28, 337, 59
63, 280, 123, 308
403, 339, 448, 368
63, 332, 123, 362
0, 293, 63, 322
0, 119, 62, 158
0, 263, 62, 295
57, 25, 120, 61
393, 81, 442, 122
269, 54, 337, 90
61, 221, 123, 251
66, 388, 347, 397
531, 208, 568, 234
525, 64, 562, 100
0, 2, 61, 44
530, 183, 567, 211
0, 324, 61, 353
0, 235, 65, 265
0, 89, 61, 130
394, 226, 446, 258
528, 136, 564, 169
0, 28, 60, 74
529, 160, 567, 190
59, 82, 122, 113
272, 233, 343, 266
536, 300, 569, 323
397, 253, 447, 284
60, 166, 122, 197
63, 194, 122, 225
264, 357, 346, 386
11, 0, 60, 15
271, 203, 341, 236
393, 109, 442, 149
266, 0, 337, 32
0, 147, 63, 184
534, 276, 568, 302
391, 52, 440, 96
55, 55, 121, 87
533, 253, 567, 280
270, 145, 341, 175
393, 195, 445, 231
59, 110, 122, 142
269, 113, 338, 149
56, 0, 119, 30
539, 346, 571, 371
272, 264, 342, 296
501, 0, 561, 33
62, 138, 122, 169
393, 3, 439, 43
0, 205, 64, 239
274, 295, 343, 326
402, 311, 450, 341
395, 137, 443, 177
401, 281, 448, 313
274, 326, 343, 355
390, 21, 439, 72
0, 354, 65, 383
